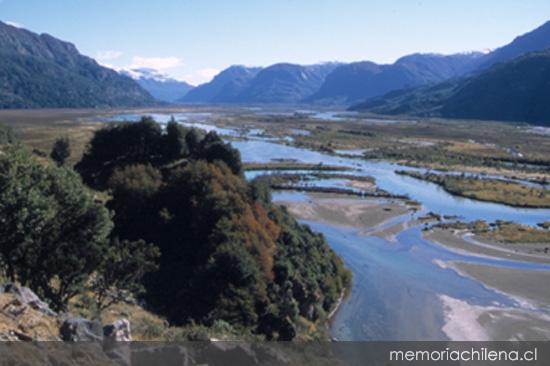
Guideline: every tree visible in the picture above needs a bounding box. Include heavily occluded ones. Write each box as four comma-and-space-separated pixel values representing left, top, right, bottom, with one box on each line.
163, 121, 189, 162
76, 117, 164, 189
199, 131, 242, 175
0, 124, 16, 145
50, 137, 71, 166
91, 238, 159, 313
0, 146, 113, 311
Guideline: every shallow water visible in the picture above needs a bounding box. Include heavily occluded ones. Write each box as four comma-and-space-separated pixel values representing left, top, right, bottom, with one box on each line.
235, 140, 550, 226
103, 111, 550, 340
295, 220, 550, 340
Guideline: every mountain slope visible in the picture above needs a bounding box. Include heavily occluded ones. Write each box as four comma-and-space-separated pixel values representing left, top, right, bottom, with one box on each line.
121, 68, 194, 103
0, 21, 154, 108
480, 21, 550, 69
351, 51, 550, 126
308, 53, 483, 104
180, 66, 261, 103
180, 63, 338, 104
236, 63, 338, 103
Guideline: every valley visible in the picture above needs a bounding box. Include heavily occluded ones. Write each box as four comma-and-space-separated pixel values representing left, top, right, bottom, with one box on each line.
2, 106, 549, 341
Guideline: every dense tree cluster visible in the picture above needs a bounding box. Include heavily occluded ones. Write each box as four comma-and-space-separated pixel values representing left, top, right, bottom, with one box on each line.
76, 117, 350, 339
76, 117, 242, 189
0, 143, 158, 312
0, 117, 350, 339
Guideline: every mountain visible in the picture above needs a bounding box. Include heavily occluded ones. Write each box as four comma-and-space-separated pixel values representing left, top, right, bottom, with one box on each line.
351, 50, 550, 126
236, 63, 338, 103
180, 65, 261, 103
307, 53, 483, 104
180, 63, 338, 104
480, 20, 550, 69
121, 68, 194, 103
0, 21, 154, 108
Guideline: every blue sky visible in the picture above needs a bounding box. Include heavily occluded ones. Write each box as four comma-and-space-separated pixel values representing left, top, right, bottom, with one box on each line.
1, 0, 550, 85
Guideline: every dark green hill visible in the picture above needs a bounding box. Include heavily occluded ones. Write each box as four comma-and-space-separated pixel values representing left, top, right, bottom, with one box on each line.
0, 21, 154, 108
351, 51, 550, 127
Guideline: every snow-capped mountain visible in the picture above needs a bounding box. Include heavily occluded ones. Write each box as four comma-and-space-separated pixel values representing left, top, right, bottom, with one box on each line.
120, 68, 194, 103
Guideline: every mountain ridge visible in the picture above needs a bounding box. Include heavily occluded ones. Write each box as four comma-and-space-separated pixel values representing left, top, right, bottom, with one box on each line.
0, 21, 155, 108
350, 50, 550, 126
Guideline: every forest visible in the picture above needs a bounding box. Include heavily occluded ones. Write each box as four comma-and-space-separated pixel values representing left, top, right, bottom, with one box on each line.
0, 117, 351, 340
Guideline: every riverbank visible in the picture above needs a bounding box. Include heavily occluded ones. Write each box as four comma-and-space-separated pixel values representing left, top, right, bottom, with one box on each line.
426, 228, 550, 264
277, 192, 413, 233
397, 170, 550, 208
439, 294, 550, 341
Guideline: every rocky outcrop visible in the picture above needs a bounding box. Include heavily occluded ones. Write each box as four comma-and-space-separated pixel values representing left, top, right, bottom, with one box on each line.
1, 283, 56, 316
60, 317, 104, 341
104, 318, 132, 341
0, 284, 60, 341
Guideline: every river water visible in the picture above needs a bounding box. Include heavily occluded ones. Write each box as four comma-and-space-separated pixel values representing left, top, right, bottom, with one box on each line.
102, 111, 550, 341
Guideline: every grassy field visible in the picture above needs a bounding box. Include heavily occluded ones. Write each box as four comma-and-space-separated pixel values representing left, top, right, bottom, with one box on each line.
398, 171, 550, 208
3, 107, 550, 181
436, 220, 550, 244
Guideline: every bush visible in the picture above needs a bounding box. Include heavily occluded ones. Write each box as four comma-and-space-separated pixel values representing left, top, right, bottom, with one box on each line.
0, 146, 112, 310
50, 137, 71, 166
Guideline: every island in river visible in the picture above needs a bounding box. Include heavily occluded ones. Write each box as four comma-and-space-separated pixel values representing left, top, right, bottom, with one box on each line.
1, 106, 550, 341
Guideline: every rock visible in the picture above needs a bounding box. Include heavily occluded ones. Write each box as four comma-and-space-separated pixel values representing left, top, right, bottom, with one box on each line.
60, 317, 103, 341
1, 283, 56, 317
103, 318, 132, 341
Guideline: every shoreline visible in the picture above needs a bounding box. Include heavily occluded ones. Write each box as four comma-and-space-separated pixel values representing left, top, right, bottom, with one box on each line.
425, 228, 550, 264
277, 190, 550, 341
277, 192, 414, 233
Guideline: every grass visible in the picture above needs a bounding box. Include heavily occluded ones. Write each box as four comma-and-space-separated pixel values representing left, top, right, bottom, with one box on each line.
398, 170, 550, 208
436, 220, 550, 244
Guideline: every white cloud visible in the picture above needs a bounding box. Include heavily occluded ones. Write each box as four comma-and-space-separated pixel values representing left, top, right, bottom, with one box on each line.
95, 50, 123, 61
5, 21, 23, 28
129, 56, 183, 70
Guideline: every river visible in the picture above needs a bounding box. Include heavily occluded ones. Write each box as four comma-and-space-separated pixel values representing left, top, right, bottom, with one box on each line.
101, 110, 550, 341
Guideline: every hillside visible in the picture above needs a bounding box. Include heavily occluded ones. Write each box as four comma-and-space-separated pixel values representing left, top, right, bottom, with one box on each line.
121, 68, 194, 103
180, 65, 261, 103
480, 20, 550, 69
180, 63, 337, 104
307, 53, 483, 104
0, 21, 154, 108
351, 51, 550, 126
236, 63, 338, 103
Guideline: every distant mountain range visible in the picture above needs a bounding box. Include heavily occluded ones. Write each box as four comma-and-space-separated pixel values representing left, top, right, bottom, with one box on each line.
479, 20, 550, 69
0, 21, 155, 108
121, 68, 194, 103
1, 17, 550, 118
306, 53, 484, 104
179, 55, 482, 105
351, 21, 550, 126
180, 63, 338, 104
351, 50, 550, 126
180, 66, 261, 103
179, 20, 550, 109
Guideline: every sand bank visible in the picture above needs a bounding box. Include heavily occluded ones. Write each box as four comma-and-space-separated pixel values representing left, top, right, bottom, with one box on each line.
426, 228, 550, 264
440, 294, 550, 341
278, 192, 412, 232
